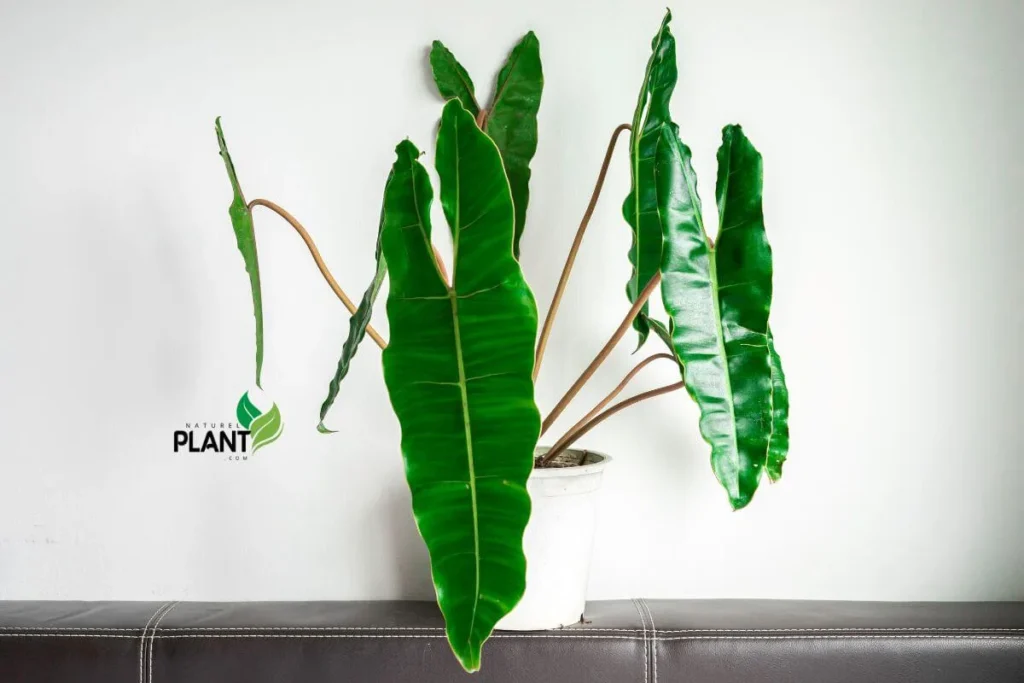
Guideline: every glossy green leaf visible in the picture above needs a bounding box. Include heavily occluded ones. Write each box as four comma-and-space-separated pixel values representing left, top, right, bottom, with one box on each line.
380, 100, 540, 672
215, 118, 264, 387
766, 331, 789, 482
317, 184, 392, 433
655, 122, 774, 510
429, 41, 481, 118
623, 10, 676, 348
428, 33, 543, 259
485, 31, 542, 258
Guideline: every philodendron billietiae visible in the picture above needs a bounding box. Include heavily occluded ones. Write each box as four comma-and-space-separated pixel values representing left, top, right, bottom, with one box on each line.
214, 10, 790, 675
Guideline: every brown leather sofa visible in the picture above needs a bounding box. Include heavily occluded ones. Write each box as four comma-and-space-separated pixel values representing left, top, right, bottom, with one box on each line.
2, 599, 1022, 682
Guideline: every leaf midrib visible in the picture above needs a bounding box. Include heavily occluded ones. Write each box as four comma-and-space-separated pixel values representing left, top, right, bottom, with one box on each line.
452, 62, 480, 113
400, 138, 480, 580
711, 138, 741, 485
398, 145, 478, 592
764, 333, 778, 469
448, 120, 482, 648
489, 37, 526, 116
707, 248, 739, 485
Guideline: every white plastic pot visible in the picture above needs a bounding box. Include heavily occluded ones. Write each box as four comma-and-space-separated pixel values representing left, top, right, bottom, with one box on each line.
495, 448, 611, 631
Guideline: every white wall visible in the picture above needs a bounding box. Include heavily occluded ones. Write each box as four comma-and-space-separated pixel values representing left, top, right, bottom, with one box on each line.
1, 0, 1022, 602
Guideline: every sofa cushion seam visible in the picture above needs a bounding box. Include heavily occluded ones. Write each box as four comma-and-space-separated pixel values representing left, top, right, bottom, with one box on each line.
1, 633, 1023, 640
632, 599, 649, 683
138, 602, 173, 683
641, 599, 657, 683
148, 602, 178, 683
5, 626, 1023, 633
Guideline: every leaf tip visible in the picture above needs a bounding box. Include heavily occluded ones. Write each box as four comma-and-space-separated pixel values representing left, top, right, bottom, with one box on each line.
721, 123, 745, 143
316, 421, 337, 435
440, 96, 477, 131
452, 644, 482, 673
215, 117, 227, 148
395, 138, 422, 161
428, 39, 449, 65
442, 96, 464, 114
729, 494, 753, 511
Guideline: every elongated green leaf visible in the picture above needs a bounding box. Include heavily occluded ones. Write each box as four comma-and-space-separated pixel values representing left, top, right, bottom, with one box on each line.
655, 123, 774, 510
429, 41, 481, 118
623, 10, 676, 348
485, 31, 542, 258
317, 183, 392, 433
766, 331, 789, 482
380, 101, 540, 672
215, 118, 264, 387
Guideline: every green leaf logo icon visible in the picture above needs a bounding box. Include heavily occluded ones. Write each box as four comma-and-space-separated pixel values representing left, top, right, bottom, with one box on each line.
236, 392, 261, 429
236, 391, 284, 453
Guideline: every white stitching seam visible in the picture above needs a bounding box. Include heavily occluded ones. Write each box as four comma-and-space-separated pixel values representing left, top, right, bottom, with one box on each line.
632, 599, 648, 683
3, 625, 1022, 633
163, 626, 445, 631
0, 627, 143, 632
660, 635, 1024, 641
138, 602, 172, 683
0, 633, 1022, 640
641, 599, 657, 683
581, 627, 1024, 634
148, 602, 178, 683
144, 602, 177, 683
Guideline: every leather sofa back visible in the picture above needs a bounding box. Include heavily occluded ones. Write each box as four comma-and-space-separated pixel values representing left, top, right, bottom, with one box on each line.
1, 599, 1022, 682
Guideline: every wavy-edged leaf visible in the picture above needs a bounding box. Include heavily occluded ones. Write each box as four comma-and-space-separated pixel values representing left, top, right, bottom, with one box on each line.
766, 330, 789, 482
655, 122, 774, 510
317, 183, 392, 433
485, 31, 542, 258
623, 10, 676, 348
215, 118, 264, 387
380, 100, 539, 672
250, 403, 283, 453
429, 41, 481, 118
316, 257, 386, 433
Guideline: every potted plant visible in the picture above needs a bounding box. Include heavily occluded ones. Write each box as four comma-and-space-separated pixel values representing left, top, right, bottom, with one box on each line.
215, 9, 789, 672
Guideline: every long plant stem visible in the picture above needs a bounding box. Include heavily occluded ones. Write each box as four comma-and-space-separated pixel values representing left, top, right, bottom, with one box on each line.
541, 381, 684, 465
533, 123, 631, 381
547, 353, 676, 454
540, 272, 662, 436
248, 198, 387, 350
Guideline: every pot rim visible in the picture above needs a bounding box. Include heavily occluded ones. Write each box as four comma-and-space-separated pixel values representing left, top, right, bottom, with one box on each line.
532, 447, 611, 478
